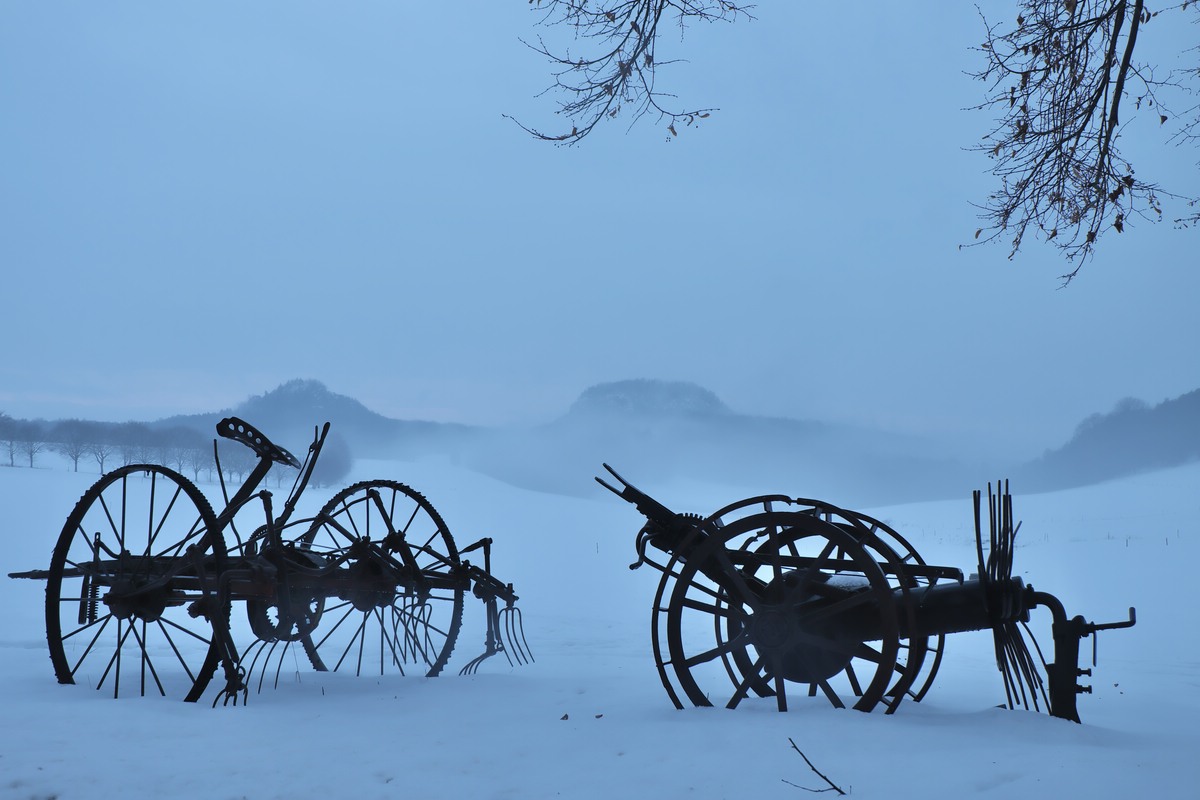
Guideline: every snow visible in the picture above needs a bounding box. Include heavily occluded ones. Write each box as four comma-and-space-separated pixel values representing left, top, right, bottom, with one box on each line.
2, 456, 1197, 799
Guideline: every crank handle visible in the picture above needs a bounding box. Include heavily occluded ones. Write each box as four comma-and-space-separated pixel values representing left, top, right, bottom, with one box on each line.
1087, 607, 1136, 634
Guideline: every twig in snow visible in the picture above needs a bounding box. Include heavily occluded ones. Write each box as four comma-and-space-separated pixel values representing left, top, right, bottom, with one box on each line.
783, 738, 847, 795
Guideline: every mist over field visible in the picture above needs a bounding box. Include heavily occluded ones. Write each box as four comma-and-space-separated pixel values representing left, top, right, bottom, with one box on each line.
8, 377, 1199, 512
1, 441, 1196, 799
2, 3, 1198, 797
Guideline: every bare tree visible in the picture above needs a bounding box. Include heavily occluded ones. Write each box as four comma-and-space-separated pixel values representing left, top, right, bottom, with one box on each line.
216, 440, 256, 484
969, 0, 1200, 278
185, 445, 215, 483
116, 422, 151, 466
0, 412, 16, 467
17, 420, 46, 468
159, 426, 206, 474
52, 419, 94, 472
86, 440, 117, 474
513, 1, 752, 143
310, 431, 353, 489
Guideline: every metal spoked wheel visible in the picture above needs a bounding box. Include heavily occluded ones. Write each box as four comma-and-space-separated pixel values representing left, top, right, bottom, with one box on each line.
298, 480, 465, 679
651, 495, 904, 712
719, 501, 946, 709
44, 465, 225, 701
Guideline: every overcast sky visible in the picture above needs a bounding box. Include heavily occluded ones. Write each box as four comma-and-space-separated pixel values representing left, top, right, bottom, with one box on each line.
2, 2, 1197, 460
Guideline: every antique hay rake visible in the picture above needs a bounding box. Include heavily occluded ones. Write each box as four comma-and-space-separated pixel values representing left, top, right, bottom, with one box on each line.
9, 418, 531, 704
597, 465, 1135, 722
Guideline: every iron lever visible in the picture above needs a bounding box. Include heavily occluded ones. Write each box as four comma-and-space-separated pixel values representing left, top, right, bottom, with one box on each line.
1086, 607, 1137, 633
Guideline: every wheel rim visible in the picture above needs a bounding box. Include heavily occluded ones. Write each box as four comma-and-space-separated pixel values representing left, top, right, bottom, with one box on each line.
45, 465, 224, 701
653, 496, 903, 712
297, 480, 464, 678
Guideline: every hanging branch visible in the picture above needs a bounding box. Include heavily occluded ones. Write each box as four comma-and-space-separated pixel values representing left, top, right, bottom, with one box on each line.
510, 1, 753, 144
968, 0, 1200, 280
1167, 9, 1200, 227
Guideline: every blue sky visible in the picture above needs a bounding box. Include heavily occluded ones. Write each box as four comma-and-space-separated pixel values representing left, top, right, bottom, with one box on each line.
2, 2, 1197, 460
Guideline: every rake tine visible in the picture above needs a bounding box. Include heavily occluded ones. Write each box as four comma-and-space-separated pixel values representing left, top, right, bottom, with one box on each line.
501, 606, 533, 666
501, 608, 520, 666
458, 652, 488, 676
498, 631, 515, 666
517, 607, 533, 664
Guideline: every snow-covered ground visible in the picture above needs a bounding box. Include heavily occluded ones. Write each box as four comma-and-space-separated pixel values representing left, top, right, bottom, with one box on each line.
1, 455, 1196, 799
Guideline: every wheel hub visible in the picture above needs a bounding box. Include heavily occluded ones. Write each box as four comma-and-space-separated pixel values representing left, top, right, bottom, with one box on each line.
342, 559, 397, 612
104, 581, 170, 623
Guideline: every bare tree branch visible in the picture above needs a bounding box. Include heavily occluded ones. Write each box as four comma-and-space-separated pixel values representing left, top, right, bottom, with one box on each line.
510, 0, 753, 144
968, 0, 1200, 280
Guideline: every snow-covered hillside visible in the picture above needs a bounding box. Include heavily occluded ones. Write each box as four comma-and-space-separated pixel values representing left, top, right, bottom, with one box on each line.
1, 457, 1195, 799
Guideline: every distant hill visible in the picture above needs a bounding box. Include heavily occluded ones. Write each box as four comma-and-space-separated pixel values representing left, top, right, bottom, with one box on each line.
154, 379, 478, 459
568, 379, 732, 418
461, 379, 973, 505
1018, 389, 1200, 490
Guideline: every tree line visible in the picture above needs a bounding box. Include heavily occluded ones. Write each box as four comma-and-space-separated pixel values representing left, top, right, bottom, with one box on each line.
0, 413, 352, 488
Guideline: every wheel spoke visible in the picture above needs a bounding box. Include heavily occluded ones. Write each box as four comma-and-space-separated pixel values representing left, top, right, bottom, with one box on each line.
795, 538, 838, 593
96, 618, 135, 697
331, 612, 368, 673
313, 604, 358, 651
726, 655, 767, 709
156, 619, 201, 683
816, 679, 845, 708
793, 587, 876, 625
683, 636, 746, 669
129, 620, 166, 697
773, 662, 789, 711
679, 596, 752, 622
66, 614, 112, 677
708, 546, 760, 608
845, 662, 863, 696
158, 614, 214, 646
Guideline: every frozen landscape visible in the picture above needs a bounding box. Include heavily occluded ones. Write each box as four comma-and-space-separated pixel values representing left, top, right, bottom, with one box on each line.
4, 4, 1198, 799
1, 450, 1196, 800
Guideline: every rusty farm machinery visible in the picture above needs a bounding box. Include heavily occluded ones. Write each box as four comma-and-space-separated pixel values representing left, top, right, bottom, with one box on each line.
9, 417, 531, 704
596, 464, 1136, 722
6, 416, 1137, 724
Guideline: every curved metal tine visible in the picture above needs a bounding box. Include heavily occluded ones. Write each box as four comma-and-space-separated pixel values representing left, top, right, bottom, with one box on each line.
250, 639, 286, 694
227, 667, 249, 706
493, 605, 515, 668
500, 606, 533, 666
458, 650, 492, 676
506, 609, 530, 666
240, 639, 270, 693
214, 683, 248, 708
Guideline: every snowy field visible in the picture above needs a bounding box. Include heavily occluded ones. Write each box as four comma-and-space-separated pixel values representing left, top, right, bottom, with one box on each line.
1, 454, 1196, 799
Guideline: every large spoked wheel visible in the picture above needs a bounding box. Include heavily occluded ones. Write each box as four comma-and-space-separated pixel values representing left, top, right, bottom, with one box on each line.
297, 480, 464, 679
724, 502, 946, 708
652, 495, 903, 713
45, 465, 226, 701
